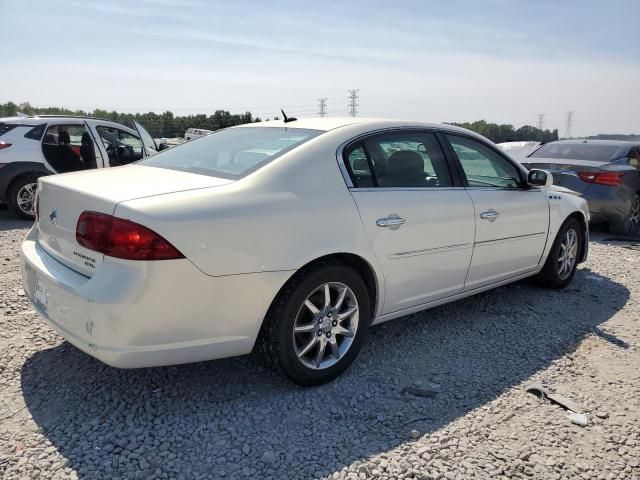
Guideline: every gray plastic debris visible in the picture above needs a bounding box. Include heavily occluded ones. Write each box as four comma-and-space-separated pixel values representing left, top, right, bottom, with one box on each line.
568, 412, 588, 427
525, 384, 584, 414
526, 384, 588, 427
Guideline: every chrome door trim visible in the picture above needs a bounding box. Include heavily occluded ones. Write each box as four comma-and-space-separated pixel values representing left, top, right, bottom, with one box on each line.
474, 231, 547, 246
388, 242, 472, 260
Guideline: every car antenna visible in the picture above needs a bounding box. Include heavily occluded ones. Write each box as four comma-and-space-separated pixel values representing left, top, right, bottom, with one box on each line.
281, 109, 297, 123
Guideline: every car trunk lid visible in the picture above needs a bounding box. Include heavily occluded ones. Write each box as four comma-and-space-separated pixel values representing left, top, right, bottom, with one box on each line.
521, 157, 611, 194
36, 165, 232, 276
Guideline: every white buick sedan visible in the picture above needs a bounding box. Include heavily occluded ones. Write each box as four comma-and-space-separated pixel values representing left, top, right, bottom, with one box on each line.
20, 118, 589, 385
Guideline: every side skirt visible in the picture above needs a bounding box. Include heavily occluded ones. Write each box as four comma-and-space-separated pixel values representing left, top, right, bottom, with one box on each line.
372, 268, 541, 325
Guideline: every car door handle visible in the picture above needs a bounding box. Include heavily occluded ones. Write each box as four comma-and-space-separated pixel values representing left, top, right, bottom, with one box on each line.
480, 209, 500, 221
376, 215, 406, 229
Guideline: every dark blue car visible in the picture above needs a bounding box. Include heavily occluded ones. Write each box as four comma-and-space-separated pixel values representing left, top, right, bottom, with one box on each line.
523, 140, 640, 235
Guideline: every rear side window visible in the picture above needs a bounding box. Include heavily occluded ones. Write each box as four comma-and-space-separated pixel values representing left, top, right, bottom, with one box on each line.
140, 127, 322, 179
24, 124, 46, 140
0, 123, 17, 137
345, 131, 452, 188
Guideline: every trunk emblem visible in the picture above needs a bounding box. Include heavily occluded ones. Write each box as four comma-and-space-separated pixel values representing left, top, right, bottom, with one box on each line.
49, 206, 57, 226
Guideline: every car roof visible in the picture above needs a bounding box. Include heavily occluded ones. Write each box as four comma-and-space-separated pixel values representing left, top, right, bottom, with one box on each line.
544, 139, 639, 147
0, 115, 138, 133
238, 117, 480, 136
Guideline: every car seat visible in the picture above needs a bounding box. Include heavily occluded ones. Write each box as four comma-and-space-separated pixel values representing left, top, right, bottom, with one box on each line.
378, 151, 425, 187
80, 132, 97, 169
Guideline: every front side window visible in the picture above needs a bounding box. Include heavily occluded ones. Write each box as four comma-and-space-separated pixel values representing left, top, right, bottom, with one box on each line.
96, 126, 143, 166
446, 135, 522, 188
629, 148, 640, 169
140, 127, 322, 179
345, 131, 452, 188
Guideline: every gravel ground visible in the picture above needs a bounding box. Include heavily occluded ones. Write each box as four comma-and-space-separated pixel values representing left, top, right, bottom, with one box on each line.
0, 205, 639, 480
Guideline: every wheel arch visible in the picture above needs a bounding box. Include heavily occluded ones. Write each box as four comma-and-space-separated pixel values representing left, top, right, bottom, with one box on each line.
0, 162, 52, 202
271, 252, 381, 321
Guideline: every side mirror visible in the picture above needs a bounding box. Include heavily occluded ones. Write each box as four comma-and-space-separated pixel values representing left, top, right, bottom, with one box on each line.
158, 143, 170, 151
528, 169, 553, 187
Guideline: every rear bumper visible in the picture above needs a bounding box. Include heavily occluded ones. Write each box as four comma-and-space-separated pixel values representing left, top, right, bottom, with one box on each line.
20, 227, 292, 368
582, 184, 631, 224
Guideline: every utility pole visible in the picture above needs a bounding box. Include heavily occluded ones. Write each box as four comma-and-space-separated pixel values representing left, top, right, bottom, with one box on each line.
536, 113, 545, 141
318, 98, 328, 117
565, 111, 575, 139
347, 89, 359, 117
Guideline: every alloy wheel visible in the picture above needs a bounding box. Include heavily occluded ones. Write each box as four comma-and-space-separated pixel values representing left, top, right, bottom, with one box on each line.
557, 228, 578, 280
626, 195, 640, 235
293, 282, 359, 370
16, 183, 37, 216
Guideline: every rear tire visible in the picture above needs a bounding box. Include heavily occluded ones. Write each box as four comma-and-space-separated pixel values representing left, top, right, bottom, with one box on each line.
609, 193, 640, 236
257, 262, 372, 386
7, 173, 41, 220
535, 217, 583, 289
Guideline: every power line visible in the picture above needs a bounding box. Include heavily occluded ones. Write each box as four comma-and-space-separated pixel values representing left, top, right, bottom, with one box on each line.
347, 89, 359, 117
565, 111, 575, 139
318, 98, 327, 117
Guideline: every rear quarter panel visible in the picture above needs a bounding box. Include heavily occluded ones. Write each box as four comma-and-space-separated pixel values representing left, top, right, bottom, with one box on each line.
114, 128, 384, 302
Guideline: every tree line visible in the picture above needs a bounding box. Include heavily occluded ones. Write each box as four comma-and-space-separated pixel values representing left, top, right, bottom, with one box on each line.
448, 120, 558, 144
2, 101, 560, 143
0, 102, 258, 138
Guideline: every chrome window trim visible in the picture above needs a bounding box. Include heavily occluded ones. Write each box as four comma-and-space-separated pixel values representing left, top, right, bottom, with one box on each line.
348, 187, 467, 192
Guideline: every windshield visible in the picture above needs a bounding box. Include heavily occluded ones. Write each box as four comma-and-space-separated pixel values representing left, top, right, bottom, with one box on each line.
139, 126, 322, 179
530, 142, 624, 161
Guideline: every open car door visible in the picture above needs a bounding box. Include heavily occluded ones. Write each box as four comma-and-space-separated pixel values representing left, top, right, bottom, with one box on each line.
132, 120, 159, 157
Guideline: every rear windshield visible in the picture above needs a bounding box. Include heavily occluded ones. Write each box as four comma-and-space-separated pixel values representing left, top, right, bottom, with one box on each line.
140, 126, 322, 179
0, 123, 17, 137
530, 143, 624, 161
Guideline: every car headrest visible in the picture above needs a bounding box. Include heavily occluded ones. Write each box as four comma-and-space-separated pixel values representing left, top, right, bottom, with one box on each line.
58, 131, 71, 144
81, 132, 92, 146
385, 151, 424, 182
352, 157, 369, 171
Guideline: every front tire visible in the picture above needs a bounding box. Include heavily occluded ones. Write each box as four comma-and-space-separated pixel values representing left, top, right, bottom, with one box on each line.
7, 174, 40, 220
535, 217, 583, 289
257, 263, 372, 386
609, 193, 640, 236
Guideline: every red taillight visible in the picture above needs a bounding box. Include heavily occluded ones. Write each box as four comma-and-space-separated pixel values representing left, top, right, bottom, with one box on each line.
76, 211, 184, 260
578, 172, 624, 186
0, 141, 12, 149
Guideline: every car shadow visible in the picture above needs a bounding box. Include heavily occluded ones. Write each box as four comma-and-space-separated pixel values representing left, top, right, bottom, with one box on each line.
20, 268, 629, 479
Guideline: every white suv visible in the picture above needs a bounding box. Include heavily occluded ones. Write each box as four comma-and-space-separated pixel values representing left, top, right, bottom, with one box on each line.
0, 116, 162, 219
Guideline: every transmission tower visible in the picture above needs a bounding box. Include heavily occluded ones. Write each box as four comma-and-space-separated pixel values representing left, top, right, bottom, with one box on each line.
565, 111, 575, 139
317, 98, 328, 117
347, 89, 359, 117
536, 113, 546, 141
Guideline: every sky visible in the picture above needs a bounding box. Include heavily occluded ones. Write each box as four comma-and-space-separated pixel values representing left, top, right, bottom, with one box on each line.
1, 0, 639, 136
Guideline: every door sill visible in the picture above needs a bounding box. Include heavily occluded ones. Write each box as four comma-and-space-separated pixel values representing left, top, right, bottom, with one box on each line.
373, 269, 540, 325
